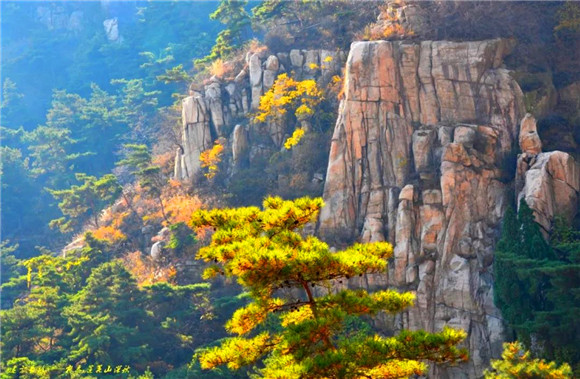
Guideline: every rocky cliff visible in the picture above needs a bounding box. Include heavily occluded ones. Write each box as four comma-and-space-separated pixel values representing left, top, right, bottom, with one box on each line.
173, 33, 580, 377
175, 48, 346, 181
319, 39, 525, 378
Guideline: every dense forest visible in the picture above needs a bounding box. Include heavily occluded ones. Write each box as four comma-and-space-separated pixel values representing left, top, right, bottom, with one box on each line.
1, 1, 579, 378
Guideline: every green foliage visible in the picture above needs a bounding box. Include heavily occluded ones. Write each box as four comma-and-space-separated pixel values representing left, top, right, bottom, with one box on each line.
0, 2, 221, 255
196, 0, 250, 66
484, 342, 572, 378
167, 222, 197, 252
156, 64, 193, 85
24, 125, 88, 187
210, 0, 250, 45
64, 261, 152, 366
48, 173, 121, 234
0, 242, 27, 309
495, 200, 580, 371
191, 197, 468, 377
1, 235, 218, 378
117, 144, 168, 222
250, 0, 377, 51
195, 30, 238, 66
1, 78, 25, 128
555, 2, 580, 33
2, 357, 63, 379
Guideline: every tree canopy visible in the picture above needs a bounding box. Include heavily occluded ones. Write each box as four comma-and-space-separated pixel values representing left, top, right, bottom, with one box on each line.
191, 196, 468, 378
495, 200, 580, 373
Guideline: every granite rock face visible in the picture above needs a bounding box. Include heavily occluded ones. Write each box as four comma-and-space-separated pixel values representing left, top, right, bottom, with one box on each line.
519, 113, 542, 155
517, 151, 580, 235
516, 114, 579, 235
176, 93, 213, 180
174, 49, 346, 180
319, 39, 525, 378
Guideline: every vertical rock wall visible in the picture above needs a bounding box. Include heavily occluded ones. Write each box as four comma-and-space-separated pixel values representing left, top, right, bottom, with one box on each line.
319, 39, 525, 378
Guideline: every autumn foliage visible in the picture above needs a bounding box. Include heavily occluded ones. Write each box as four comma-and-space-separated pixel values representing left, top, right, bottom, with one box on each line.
254, 73, 323, 125
485, 342, 572, 379
191, 196, 467, 377
122, 251, 177, 287
200, 141, 224, 179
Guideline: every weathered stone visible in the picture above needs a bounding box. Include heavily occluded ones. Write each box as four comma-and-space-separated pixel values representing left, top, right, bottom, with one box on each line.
263, 55, 280, 90
264, 55, 279, 71
205, 81, 226, 135
399, 184, 415, 202
234, 69, 247, 83
518, 151, 580, 234
412, 129, 436, 172
263, 69, 277, 91
232, 124, 249, 170
422, 189, 442, 205
320, 39, 524, 378
438, 126, 454, 146
103, 18, 120, 42
420, 204, 444, 251
289, 49, 304, 68
150, 241, 164, 261
361, 217, 385, 243
177, 94, 213, 180
320, 50, 342, 79
454, 126, 476, 147
394, 186, 417, 286
519, 113, 542, 155
303, 50, 319, 78
249, 53, 263, 109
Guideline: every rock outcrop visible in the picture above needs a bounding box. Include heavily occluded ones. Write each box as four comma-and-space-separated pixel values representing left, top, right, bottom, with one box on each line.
103, 18, 121, 42
174, 49, 346, 180
519, 113, 542, 155
517, 151, 579, 234
516, 115, 579, 235
319, 39, 524, 378
176, 93, 213, 180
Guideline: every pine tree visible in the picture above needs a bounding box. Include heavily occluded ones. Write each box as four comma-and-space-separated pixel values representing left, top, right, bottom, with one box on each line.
48, 173, 121, 233
484, 342, 572, 378
191, 196, 467, 378
494, 200, 580, 371
117, 144, 168, 222
210, 0, 250, 46
63, 261, 152, 367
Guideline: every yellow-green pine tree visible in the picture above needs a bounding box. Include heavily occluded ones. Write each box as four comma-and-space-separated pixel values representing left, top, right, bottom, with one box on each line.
192, 196, 468, 378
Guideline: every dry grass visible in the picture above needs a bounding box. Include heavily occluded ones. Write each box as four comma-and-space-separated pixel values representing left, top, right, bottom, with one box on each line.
209, 58, 236, 79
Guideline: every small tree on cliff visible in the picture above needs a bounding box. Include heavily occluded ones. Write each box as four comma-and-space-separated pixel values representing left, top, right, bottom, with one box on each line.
191, 196, 468, 378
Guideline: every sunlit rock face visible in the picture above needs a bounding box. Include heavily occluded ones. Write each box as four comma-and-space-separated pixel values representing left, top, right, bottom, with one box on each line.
174, 49, 346, 180
319, 39, 525, 378
516, 116, 579, 236
177, 93, 213, 180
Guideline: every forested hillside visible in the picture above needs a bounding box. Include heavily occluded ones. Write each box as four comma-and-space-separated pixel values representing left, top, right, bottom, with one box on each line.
1, 1, 220, 255
1, 1, 578, 378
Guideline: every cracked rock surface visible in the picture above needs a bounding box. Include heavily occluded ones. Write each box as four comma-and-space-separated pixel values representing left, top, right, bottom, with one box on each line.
319, 39, 525, 378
